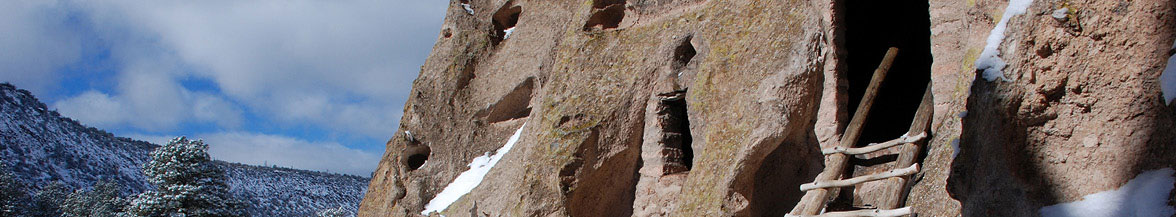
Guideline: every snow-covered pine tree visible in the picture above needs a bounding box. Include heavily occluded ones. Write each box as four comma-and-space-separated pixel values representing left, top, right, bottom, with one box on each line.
0, 162, 20, 217
314, 206, 350, 217
29, 181, 69, 217
62, 179, 126, 217
123, 137, 247, 217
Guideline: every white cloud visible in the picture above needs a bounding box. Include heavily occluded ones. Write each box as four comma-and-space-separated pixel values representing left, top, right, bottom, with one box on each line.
115, 66, 190, 129
62, 0, 446, 138
0, 0, 82, 94
52, 66, 245, 131
52, 91, 124, 128
197, 132, 380, 177
14, 0, 446, 176
192, 93, 243, 129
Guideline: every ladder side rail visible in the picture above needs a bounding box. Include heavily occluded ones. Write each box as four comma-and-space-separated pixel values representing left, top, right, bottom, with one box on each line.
789, 47, 900, 215
875, 82, 935, 209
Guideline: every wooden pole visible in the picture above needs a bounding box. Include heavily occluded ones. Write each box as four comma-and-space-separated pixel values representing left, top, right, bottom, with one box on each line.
790, 47, 900, 215
799, 164, 919, 191
785, 207, 912, 217
875, 82, 934, 209
821, 132, 926, 155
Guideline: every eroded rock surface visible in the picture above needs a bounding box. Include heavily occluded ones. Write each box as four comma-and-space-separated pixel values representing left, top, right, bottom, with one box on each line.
360, 0, 1176, 216
945, 0, 1176, 216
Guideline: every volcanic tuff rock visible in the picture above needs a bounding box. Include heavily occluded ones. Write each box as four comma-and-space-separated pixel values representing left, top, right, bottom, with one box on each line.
0, 83, 370, 216
360, 0, 1176, 216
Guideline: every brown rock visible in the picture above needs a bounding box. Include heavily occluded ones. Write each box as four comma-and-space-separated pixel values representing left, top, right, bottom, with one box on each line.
359, 0, 1176, 216
945, 0, 1176, 216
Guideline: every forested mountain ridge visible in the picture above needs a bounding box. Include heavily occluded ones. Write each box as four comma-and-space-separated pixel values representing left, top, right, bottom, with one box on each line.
0, 83, 368, 216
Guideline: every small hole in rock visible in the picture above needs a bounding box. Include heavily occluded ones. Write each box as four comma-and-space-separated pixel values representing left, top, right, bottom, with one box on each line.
479, 77, 535, 123
402, 144, 431, 171
406, 153, 427, 170
456, 59, 477, 90
672, 36, 697, 71
491, 1, 522, 46
582, 0, 626, 31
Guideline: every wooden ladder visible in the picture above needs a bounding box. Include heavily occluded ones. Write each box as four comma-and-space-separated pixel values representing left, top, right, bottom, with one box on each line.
787, 47, 934, 217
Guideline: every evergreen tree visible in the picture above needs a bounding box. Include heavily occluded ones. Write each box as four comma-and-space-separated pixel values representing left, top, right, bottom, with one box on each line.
123, 137, 247, 217
62, 180, 126, 217
0, 162, 20, 217
29, 181, 69, 217
314, 206, 349, 217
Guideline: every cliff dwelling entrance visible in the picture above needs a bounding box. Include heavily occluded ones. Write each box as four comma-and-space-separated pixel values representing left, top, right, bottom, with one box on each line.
657, 90, 693, 174
843, 0, 932, 146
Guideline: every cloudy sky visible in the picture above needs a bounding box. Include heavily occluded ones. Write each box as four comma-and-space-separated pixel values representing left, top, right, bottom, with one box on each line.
0, 1, 449, 176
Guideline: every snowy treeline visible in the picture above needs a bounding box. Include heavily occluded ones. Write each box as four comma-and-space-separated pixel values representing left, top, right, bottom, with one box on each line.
0, 83, 367, 216
1, 137, 250, 217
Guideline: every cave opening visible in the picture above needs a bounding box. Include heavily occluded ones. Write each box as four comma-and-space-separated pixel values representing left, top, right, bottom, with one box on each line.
672, 36, 697, 72
479, 77, 534, 123
583, 0, 626, 31
657, 90, 693, 174
843, 0, 932, 146
405, 153, 428, 171
491, 1, 522, 46
403, 141, 431, 171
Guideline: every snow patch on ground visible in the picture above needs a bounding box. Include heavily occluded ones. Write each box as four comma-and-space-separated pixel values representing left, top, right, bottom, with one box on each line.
421, 123, 527, 215
1160, 39, 1176, 105
1039, 168, 1176, 217
976, 0, 1034, 82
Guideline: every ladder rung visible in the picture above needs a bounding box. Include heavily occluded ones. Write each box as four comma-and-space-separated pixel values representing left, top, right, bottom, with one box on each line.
785, 207, 912, 217
822, 132, 926, 155
800, 164, 919, 191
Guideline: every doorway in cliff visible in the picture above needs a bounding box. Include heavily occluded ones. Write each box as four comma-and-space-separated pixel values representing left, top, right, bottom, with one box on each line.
658, 90, 693, 174
843, 0, 932, 146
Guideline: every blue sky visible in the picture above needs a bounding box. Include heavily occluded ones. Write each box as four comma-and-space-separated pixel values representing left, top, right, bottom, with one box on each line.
0, 1, 450, 177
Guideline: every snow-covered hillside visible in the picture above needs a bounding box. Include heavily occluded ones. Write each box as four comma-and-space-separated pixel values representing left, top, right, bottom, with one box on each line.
223, 162, 368, 216
0, 83, 368, 216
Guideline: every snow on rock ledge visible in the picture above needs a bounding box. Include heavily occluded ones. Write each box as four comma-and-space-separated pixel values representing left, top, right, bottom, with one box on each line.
421, 123, 527, 215
976, 0, 1034, 82
1039, 168, 1176, 217
1160, 39, 1176, 105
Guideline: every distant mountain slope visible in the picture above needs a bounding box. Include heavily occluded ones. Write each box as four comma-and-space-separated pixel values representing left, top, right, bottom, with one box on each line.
222, 162, 368, 216
0, 83, 368, 216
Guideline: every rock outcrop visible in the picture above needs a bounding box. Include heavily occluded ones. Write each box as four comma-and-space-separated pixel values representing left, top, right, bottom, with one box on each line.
943, 0, 1176, 216
360, 0, 1176, 216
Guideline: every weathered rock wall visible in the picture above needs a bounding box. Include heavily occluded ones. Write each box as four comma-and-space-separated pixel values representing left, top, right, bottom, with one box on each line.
359, 0, 1176, 216
939, 0, 1176, 216
360, 0, 839, 216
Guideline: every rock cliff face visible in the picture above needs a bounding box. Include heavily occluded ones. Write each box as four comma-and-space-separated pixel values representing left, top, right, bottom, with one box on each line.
360, 0, 1176, 216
